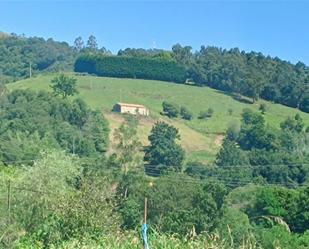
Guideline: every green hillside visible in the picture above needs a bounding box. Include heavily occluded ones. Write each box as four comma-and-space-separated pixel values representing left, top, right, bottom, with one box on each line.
8, 73, 309, 163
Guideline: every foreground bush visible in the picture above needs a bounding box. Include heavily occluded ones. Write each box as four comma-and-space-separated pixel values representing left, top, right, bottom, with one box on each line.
16, 232, 257, 249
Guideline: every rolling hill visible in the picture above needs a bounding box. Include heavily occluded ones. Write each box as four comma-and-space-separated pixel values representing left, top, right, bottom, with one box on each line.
8, 73, 309, 164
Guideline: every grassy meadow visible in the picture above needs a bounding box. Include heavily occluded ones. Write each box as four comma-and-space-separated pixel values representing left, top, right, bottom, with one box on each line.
8, 73, 309, 164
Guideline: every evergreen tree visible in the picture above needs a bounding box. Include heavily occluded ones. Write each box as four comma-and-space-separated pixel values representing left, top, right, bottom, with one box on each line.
162, 101, 179, 118
216, 139, 249, 167
144, 122, 185, 171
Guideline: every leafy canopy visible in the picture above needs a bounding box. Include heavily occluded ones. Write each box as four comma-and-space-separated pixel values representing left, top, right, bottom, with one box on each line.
50, 74, 78, 98
144, 121, 185, 171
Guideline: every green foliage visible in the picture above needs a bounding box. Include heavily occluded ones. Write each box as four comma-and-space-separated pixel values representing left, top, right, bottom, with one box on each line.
280, 114, 304, 133
74, 54, 186, 83
0, 151, 118, 248
117, 173, 227, 236
118, 47, 173, 60
144, 122, 185, 171
238, 109, 277, 151
116, 172, 149, 229
14, 231, 260, 249
50, 74, 78, 98
217, 208, 253, 246
10, 74, 309, 145
216, 139, 249, 167
74, 36, 84, 52
213, 108, 309, 186
226, 121, 240, 141
181, 46, 309, 113
259, 103, 267, 114
162, 101, 179, 118
180, 106, 193, 120
0, 34, 76, 83
3, 34, 309, 114
0, 89, 109, 164
198, 108, 214, 119
172, 44, 193, 69
86, 35, 98, 50
244, 186, 309, 234
254, 226, 309, 249
111, 115, 143, 174
6, 151, 81, 246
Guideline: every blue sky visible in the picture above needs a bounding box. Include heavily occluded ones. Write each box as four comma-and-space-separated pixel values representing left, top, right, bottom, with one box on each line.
1, 0, 309, 64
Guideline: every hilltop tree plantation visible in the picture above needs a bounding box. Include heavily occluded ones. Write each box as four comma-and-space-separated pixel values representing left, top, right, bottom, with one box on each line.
74, 54, 187, 83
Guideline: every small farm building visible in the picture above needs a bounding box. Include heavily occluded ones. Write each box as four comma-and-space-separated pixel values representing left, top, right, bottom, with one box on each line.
113, 102, 149, 116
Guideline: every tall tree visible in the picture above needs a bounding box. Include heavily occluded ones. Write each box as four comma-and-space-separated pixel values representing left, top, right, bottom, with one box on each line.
74, 36, 84, 52
50, 74, 78, 98
112, 115, 143, 174
172, 43, 193, 68
144, 121, 185, 171
216, 139, 249, 167
86, 35, 98, 50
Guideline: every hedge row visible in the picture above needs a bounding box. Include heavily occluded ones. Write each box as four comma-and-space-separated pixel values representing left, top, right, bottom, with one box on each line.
74, 54, 186, 83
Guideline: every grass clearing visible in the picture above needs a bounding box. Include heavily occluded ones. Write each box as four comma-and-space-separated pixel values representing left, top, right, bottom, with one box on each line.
9, 73, 309, 164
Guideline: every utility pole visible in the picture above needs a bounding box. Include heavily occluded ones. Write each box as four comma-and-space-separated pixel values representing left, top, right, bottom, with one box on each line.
144, 197, 147, 224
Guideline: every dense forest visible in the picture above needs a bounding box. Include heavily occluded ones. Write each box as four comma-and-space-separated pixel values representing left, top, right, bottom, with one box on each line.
0, 89, 109, 163
174, 45, 309, 113
0, 33, 76, 83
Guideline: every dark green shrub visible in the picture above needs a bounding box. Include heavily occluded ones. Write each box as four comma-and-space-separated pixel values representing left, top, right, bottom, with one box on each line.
259, 103, 267, 114
180, 106, 193, 120
198, 108, 214, 119
162, 101, 179, 118
74, 54, 186, 83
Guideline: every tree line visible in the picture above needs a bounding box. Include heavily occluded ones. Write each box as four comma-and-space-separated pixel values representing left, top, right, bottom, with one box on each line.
0, 34, 108, 84
171, 44, 309, 112
74, 54, 186, 83
0, 34, 76, 83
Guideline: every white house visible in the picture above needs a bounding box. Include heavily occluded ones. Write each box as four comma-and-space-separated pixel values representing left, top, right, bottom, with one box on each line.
113, 102, 149, 116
